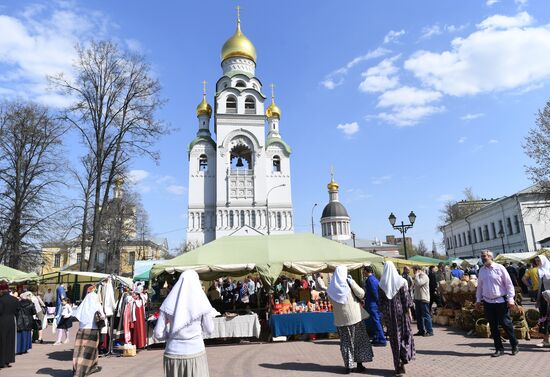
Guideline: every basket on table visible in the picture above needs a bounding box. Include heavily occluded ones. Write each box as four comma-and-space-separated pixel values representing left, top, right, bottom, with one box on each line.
513, 320, 531, 340
525, 309, 540, 328
529, 325, 545, 339
475, 318, 491, 338
460, 308, 476, 331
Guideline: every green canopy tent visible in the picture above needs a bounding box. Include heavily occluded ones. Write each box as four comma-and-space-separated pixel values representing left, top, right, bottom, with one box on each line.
134, 269, 151, 281
408, 255, 446, 265
150, 233, 385, 288
0, 264, 38, 283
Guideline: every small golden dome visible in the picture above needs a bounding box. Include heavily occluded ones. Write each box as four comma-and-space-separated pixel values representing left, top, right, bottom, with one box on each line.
114, 176, 124, 188
327, 178, 339, 191
266, 83, 281, 119
221, 11, 256, 63
196, 96, 212, 117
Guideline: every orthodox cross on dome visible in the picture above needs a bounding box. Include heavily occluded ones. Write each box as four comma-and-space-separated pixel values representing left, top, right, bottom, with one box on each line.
330, 164, 334, 180
202, 80, 207, 97
270, 83, 275, 101
236, 5, 241, 24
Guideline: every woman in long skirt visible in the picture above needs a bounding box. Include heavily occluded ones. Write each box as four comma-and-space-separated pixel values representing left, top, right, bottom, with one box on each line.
379, 262, 415, 376
328, 266, 373, 374
16, 292, 36, 354
154, 270, 218, 377
72, 286, 105, 377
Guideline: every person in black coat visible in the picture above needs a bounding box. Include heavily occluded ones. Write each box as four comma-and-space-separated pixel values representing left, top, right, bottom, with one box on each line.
0, 283, 19, 368
16, 292, 36, 354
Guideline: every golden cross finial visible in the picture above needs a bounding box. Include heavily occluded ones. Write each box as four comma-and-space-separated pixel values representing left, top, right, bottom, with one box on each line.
270, 83, 275, 101
202, 80, 207, 97
330, 165, 334, 180
236, 5, 241, 24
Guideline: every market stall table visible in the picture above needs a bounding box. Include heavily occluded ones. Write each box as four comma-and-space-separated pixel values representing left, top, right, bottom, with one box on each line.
147, 313, 261, 344
270, 312, 336, 337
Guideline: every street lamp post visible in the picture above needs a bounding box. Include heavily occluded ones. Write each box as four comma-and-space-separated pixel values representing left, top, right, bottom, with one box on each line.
266, 184, 286, 235
40, 260, 46, 276
498, 228, 505, 254
388, 211, 416, 260
311, 203, 318, 234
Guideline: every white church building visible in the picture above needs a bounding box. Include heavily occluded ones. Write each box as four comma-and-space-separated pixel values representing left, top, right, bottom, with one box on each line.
186, 10, 293, 246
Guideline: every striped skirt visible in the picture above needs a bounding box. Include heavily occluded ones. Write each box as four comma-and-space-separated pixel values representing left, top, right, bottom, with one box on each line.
164, 351, 210, 377
72, 328, 100, 377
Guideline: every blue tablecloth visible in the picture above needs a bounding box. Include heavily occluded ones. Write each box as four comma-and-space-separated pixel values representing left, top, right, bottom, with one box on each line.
270, 312, 336, 337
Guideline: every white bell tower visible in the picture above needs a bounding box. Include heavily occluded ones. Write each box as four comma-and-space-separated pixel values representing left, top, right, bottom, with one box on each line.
186, 7, 294, 245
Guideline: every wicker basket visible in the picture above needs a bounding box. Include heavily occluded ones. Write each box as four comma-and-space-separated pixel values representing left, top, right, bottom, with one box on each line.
475, 318, 491, 338
123, 345, 136, 357
525, 309, 541, 328
514, 325, 529, 340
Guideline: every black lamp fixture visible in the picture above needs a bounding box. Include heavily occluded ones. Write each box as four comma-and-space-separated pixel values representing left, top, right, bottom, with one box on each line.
388, 211, 416, 260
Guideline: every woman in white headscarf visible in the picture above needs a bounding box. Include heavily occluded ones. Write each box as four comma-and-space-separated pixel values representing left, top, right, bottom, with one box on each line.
72, 285, 105, 377
378, 262, 415, 377
536, 255, 550, 348
327, 266, 373, 374
154, 270, 217, 377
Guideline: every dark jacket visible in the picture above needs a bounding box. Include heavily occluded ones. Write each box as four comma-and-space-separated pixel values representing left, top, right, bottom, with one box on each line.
16, 299, 36, 332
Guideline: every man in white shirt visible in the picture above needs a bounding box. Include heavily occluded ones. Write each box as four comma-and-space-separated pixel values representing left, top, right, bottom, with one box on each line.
43, 288, 54, 307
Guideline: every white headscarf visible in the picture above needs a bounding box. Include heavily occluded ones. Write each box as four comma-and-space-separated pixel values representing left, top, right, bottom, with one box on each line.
159, 270, 216, 334
379, 261, 407, 299
73, 291, 102, 324
327, 266, 351, 305
538, 255, 550, 281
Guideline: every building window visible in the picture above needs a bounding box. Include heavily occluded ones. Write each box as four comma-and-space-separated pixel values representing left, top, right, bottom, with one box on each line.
491, 222, 497, 239
514, 215, 520, 234
272, 155, 281, 172
244, 96, 255, 114
498, 220, 504, 235
251, 211, 256, 227
458, 235, 462, 247
453, 235, 457, 248
467, 231, 472, 245
472, 230, 477, 244
277, 212, 282, 229
483, 225, 489, 241
201, 213, 205, 229
235, 80, 246, 88
240, 211, 245, 226
128, 252, 135, 266
226, 96, 237, 113
506, 217, 513, 235
54, 254, 61, 268
76, 253, 82, 264
199, 154, 208, 172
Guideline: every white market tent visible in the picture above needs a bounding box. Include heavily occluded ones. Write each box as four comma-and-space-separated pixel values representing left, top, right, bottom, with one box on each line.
40, 270, 133, 287
494, 251, 538, 264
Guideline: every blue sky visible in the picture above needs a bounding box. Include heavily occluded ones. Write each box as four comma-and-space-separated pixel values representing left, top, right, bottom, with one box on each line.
1, 0, 549, 253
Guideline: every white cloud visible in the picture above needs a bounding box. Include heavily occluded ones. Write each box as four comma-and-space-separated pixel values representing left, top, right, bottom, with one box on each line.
489, 139, 499, 143
128, 169, 150, 184
420, 24, 442, 39
515, 0, 528, 6
336, 122, 360, 137
404, 12, 550, 96
0, 4, 112, 107
359, 55, 400, 93
371, 175, 391, 185
372, 105, 445, 127
384, 29, 405, 44
376, 86, 442, 108
125, 38, 143, 53
320, 47, 390, 89
477, 11, 533, 30
461, 113, 485, 121
420, 23, 469, 40
344, 188, 372, 201
166, 185, 187, 196
369, 86, 444, 126
458, 137, 467, 143
437, 194, 455, 202
486, 0, 500, 6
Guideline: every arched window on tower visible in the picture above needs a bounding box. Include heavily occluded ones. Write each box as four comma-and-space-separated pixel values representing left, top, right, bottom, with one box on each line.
272, 155, 281, 172
240, 211, 245, 227
251, 211, 256, 227
226, 96, 237, 113
236, 80, 246, 88
244, 96, 256, 114
199, 154, 208, 172
229, 211, 234, 228
277, 212, 282, 229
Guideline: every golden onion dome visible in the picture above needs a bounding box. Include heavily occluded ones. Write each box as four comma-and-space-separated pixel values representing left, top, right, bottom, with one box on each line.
266, 102, 281, 119
327, 178, 339, 191
221, 13, 256, 63
196, 96, 212, 118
